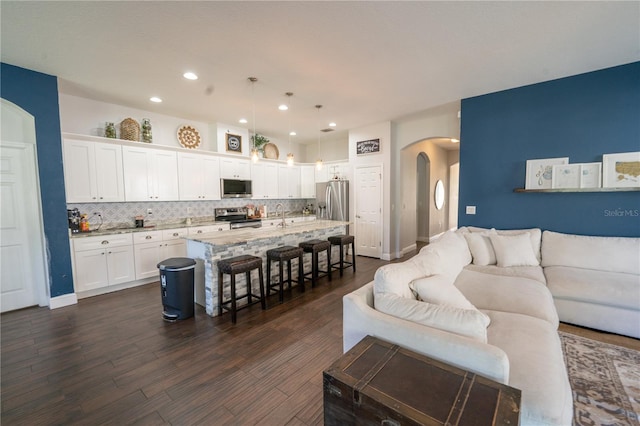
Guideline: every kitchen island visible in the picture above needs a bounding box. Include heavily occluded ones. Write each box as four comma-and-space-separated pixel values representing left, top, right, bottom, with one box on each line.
186, 220, 349, 316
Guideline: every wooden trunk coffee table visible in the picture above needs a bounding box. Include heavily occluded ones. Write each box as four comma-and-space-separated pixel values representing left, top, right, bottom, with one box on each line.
323, 335, 521, 425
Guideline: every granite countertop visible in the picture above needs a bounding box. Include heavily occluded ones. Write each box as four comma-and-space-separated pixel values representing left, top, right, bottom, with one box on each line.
187, 220, 349, 246
70, 215, 318, 238
70, 220, 230, 238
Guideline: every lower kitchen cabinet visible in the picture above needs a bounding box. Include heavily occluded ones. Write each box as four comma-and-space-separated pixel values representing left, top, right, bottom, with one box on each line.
72, 234, 135, 292
133, 229, 187, 279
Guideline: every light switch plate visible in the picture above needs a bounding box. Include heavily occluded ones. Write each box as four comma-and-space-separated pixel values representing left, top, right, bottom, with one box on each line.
466, 206, 476, 215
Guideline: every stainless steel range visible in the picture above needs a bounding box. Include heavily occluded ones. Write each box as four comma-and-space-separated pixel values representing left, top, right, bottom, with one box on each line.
214, 207, 262, 229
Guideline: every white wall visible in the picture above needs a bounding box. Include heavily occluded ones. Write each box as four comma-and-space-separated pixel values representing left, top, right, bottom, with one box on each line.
59, 94, 306, 160
391, 101, 461, 258
305, 133, 349, 163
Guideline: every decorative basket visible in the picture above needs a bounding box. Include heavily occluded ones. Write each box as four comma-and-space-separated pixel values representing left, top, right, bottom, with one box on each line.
120, 118, 140, 141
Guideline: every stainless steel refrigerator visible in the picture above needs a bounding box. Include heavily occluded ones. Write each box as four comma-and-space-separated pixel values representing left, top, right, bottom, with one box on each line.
316, 180, 349, 222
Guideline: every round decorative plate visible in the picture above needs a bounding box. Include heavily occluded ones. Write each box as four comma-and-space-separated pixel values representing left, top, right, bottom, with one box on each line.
177, 125, 201, 149
263, 143, 279, 159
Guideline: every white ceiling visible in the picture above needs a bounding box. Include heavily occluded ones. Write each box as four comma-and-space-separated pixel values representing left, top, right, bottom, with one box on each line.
2, 1, 638, 145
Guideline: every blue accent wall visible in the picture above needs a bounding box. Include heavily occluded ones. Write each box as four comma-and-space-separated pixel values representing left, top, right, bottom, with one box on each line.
1, 63, 74, 297
459, 62, 640, 237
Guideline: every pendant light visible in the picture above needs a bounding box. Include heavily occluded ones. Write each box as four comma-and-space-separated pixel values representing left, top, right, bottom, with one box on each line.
285, 92, 294, 166
315, 104, 323, 171
249, 77, 259, 163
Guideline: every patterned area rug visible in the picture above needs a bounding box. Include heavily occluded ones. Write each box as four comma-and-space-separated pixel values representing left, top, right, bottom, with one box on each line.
560, 332, 640, 426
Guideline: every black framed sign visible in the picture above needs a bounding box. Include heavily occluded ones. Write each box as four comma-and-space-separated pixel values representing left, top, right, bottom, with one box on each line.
356, 138, 381, 155
226, 133, 242, 153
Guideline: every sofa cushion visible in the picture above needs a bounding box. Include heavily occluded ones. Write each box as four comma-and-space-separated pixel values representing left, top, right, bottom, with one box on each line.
373, 261, 423, 299
414, 231, 472, 280
485, 310, 573, 426
463, 231, 497, 266
542, 230, 640, 275
490, 233, 540, 267
455, 269, 559, 326
467, 226, 542, 263
409, 274, 476, 310
374, 292, 490, 342
464, 264, 547, 284
545, 265, 640, 311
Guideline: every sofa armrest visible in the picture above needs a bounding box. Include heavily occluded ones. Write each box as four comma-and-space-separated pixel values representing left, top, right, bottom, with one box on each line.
343, 282, 511, 384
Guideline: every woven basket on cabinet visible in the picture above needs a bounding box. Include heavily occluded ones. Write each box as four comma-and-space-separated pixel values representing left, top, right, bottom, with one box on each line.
120, 118, 140, 141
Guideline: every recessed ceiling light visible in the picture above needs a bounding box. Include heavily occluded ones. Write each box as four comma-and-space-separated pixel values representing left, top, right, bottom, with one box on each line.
289, 131, 297, 136
278, 104, 288, 111
329, 122, 337, 127
183, 72, 198, 80
451, 138, 460, 143
239, 118, 248, 124
150, 97, 162, 103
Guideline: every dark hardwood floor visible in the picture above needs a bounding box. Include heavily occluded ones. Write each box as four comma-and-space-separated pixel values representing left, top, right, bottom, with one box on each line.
2, 248, 638, 425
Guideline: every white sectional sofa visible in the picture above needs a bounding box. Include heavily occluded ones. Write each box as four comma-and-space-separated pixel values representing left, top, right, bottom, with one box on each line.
343, 227, 639, 426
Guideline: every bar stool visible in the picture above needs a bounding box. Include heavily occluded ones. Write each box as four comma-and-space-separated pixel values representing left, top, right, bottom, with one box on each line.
217, 255, 265, 324
266, 246, 305, 303
299, 239, 332, 287
328, 235, 356, 276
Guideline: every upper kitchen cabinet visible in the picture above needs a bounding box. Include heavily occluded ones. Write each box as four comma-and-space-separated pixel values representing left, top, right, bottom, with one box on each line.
219, 157, 251, 179
63, 138, 125, 203
300, 165, 316, 198
278, 165, 301, 198
122, 145, 179, 201
178, 152, 221, 201
251, 162, 278, 199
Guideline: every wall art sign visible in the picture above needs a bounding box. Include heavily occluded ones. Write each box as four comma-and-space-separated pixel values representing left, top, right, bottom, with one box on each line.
356, 138, 381, 155
525, 157, 569, 189
225, 133, 242, 153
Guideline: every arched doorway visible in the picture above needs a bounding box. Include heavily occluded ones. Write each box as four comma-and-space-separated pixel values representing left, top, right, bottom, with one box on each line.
1, 99, 48, 312
416, 152, 430, 242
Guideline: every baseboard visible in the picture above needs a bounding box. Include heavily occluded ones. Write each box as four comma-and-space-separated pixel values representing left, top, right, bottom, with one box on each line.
401, 243, 417, 257
49, 293, 78, 309
429, 232, 445, 243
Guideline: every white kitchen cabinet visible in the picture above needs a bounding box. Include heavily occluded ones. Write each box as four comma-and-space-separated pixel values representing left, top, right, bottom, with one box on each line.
188, 224, 230, 236
219, 157, 251, 179
251, 162, 278, 199
63, 138, 125, 203
72, 234, 135, 292
300, 165, 316, 198
178, 152, 221, 200
278, 165, 301, 199
123, 146, 179, 201
133, 229, 188, 279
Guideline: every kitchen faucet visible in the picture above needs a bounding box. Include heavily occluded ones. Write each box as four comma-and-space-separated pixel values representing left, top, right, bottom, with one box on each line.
275, 203, 286, 228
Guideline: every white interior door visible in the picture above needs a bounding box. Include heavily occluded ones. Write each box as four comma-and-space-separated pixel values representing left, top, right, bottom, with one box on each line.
1, 99, 47, 312
355, 165, 382, 258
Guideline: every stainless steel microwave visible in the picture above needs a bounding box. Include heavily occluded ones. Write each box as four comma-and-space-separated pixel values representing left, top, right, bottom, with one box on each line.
221, 178, 252, 198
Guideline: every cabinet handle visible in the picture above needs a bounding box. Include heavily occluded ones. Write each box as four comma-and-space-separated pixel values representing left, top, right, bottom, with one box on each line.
108, 251, 112, 254
101, 240, 109, 245
92, 197, 97, 200
197, 230, 203, 234
172, 233, 179, 237
145, 235, 152, 240
99, 197, 103, 200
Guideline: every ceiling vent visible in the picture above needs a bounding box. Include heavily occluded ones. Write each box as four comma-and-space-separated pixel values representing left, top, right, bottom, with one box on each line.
320, 128, 334, 133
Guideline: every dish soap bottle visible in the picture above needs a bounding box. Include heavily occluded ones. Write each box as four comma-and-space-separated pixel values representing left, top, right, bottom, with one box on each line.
80, 214, 90, 232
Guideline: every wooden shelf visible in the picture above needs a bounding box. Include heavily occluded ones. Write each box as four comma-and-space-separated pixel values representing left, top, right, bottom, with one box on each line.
514, 187, 640, 193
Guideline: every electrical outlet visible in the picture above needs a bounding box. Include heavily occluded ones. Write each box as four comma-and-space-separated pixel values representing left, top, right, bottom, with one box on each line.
186, 207, 192, 215
147, 208, 153, 215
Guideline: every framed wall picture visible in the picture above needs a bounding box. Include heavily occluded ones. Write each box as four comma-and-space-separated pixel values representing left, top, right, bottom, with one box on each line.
602, 152, 640, 188
225, 133, 242, 154
579, 162, 602, 188
356, 138, 381, 155
552, 164, 581, 189
525, 157, 569, 189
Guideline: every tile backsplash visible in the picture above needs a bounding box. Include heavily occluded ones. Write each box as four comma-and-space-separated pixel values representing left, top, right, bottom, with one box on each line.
69, 199, 312, 229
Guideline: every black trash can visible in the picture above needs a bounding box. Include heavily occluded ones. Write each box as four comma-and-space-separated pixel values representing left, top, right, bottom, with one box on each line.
158, 257, 197, 321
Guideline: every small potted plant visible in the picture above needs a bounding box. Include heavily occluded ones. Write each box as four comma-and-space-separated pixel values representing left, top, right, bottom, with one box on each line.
251, 133, 270, 155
